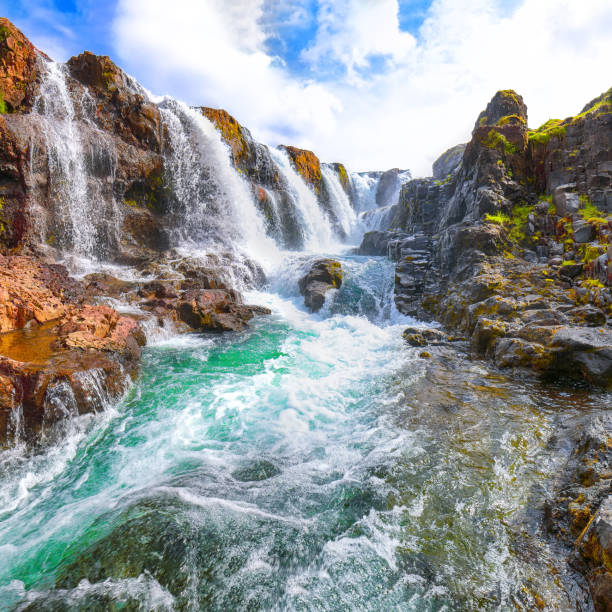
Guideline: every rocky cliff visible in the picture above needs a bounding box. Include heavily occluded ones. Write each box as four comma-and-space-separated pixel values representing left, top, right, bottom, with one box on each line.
363, 87, 612, 390
359, 86, 612, 609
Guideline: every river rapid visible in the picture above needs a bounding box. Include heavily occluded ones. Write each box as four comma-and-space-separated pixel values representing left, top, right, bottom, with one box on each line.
1, 250, 610, 611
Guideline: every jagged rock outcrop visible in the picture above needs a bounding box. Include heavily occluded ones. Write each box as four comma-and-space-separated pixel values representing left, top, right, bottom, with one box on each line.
298, 259, 343, 312
372, 88, 612, 367
432, 143, 466, 180
0, 18, 42, 113
67, 52, 164, 152
279, 145, 322, 194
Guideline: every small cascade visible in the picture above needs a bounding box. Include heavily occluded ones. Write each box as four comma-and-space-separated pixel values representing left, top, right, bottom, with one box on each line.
158, 99, 278, 271
270, 148, 337, 252
321, 164, 358, 241
31, 62, 120, 259
360, 204, 397, 231
350, 171, 380, 213
257, 186, 284, 242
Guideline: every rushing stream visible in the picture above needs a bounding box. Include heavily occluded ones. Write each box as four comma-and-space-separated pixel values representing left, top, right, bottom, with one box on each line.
1, 251, 610, 610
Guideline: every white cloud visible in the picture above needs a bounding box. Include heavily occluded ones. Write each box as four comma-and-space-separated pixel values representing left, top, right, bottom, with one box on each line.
112, 0, 612, 176
302, 0, 416, 83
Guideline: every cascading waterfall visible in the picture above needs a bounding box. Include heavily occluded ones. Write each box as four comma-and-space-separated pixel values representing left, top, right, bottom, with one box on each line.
270, 148, 337, 252
32, 61, 120, 259
350, 171, 380, 213
320, 164, 359, 242
259, 186, 284, 243
158, 99, 279, 271
360, 204, 397, 231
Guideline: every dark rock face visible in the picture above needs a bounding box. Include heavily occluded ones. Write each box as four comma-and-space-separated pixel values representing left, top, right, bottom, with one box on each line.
357, 230, 406, 256
298, 259, 343, 312
375, 168, 400, 207
432, 143, 466, 179
370, 88, 612, 388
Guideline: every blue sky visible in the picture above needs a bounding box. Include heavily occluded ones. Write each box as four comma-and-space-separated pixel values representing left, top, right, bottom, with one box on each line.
2, 0, 612, 175
1, 0, 434, 76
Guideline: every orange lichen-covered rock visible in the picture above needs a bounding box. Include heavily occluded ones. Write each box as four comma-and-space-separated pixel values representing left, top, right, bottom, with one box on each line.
0, 256, 84, 333
0, 18, 41, 112
279, 145, 322, 193
0, 256, 145, 446
200, 107, 249, 167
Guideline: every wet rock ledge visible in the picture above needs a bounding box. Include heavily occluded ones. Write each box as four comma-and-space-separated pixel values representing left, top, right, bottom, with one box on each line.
0, 255, 270, 447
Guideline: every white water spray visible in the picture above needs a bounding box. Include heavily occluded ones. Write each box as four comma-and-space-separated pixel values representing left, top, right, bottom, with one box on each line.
159, 99, 279, 271
32, 62, 121, 259
321, 165, 358, 241
270, 148, 337, 252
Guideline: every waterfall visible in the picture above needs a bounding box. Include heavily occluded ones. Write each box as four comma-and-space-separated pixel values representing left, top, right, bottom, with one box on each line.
321, 165, 358, 241
32, 62, 120, 259
350, 172, 380, 213
158, 99, 279, 269
360, 205, 397, 231
269, 148, 336, 252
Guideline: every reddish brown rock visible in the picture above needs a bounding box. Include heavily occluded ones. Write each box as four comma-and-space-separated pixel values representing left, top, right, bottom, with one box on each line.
279, 145, 322, 193
0, 256, 145, 446
0, 18, 41, 113
176, 289, 270, 332
0, 255, 84, 333
200, 107, 249, 167
66, 51, 163, 152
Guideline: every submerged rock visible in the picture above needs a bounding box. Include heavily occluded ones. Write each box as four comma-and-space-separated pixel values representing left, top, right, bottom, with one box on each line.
402, 327, 447, 347
298, 259, 343, 313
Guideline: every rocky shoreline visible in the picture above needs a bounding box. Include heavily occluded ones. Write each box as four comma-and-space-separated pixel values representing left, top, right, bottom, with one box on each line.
357, 87, 612, 608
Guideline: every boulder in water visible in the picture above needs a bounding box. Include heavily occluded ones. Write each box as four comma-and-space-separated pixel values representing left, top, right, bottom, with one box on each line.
177, 289, 270, 332
298, 259, 343, 313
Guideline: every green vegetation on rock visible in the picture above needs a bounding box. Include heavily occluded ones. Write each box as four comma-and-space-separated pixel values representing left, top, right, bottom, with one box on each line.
481, 129, 518, 155
528, 119, 566, 145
